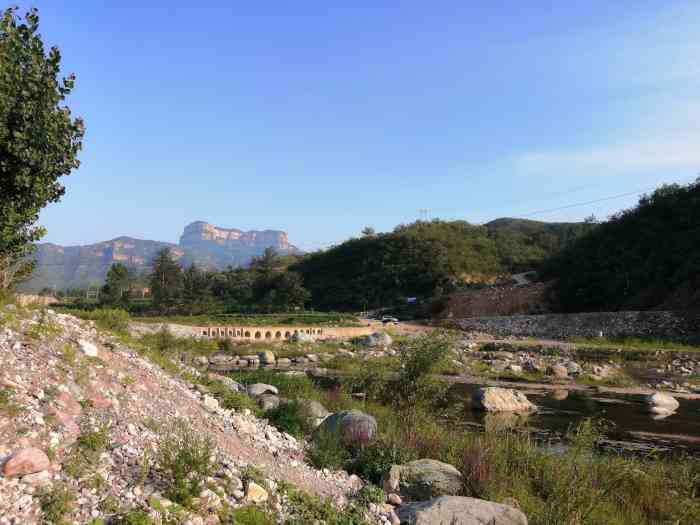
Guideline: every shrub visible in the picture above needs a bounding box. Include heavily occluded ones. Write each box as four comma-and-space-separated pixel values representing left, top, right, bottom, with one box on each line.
39, 484, 75, 523
91, 308, 130, 332
280, 483, 371, 525
265, 401, 314, 437
356, 483, 385, 506
0, 387, 24, 417
63, 424, 109, 478
387, 333, 451, 410
219, 505, 275, 525
76, 425, 109, 451
111, 509, 154, 525
206, 380, 259, 413
156, 420, 214, 506
351, 439, 415, 485
241, 465, 267, 487
307, 427, 351, 470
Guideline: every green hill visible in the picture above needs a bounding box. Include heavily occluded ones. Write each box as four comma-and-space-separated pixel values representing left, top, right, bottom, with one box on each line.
543, 180, 700, 312
293, 218, 590, 311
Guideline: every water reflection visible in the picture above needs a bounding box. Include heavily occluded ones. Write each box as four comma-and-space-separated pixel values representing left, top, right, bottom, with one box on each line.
450, 383, 700, 454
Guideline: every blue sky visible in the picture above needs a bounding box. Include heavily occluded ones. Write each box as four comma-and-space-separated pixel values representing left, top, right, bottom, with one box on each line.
26, 1, 700, 250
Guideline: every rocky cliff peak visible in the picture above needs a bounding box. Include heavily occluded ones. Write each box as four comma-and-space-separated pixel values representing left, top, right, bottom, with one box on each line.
179, 221, 292, 250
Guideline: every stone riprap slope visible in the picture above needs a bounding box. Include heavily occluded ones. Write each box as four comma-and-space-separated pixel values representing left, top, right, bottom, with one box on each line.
0, 306, 376, 525
451, 310, 700, 343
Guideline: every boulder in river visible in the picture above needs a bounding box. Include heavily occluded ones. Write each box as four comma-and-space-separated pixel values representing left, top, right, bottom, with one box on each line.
547, 364, 569, 379
396, 495, 528, 525
645, 392, 679, 416
473, 387, 536, 413
383, 459, 463, 500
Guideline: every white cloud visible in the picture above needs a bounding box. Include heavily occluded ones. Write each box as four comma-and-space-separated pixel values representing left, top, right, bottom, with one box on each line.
516, 136, 700, 177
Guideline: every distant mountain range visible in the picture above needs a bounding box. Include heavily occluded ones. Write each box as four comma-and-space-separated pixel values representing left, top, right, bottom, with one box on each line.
21, 221, 301, 291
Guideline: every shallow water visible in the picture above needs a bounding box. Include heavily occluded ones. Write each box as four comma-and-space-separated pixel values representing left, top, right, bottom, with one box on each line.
450, 383, 700, 453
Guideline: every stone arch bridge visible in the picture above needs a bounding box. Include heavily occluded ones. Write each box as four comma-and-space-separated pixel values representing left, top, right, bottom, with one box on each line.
128, 322, 374, 341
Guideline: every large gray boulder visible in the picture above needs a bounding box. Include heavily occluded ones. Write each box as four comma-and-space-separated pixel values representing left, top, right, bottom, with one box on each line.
289, 399, 331, 428
258, 394, 281, 411
361, 332, 393, 348
397, 496, 528, 525
257, 351, 276, 365
219, 376, 245, 394
383, 459, 463, 501
209, 353, 234, 364
297, 399, 330, 419
247, 383, 279, 397
473, 388, 536, 413
317, 409, 377, 446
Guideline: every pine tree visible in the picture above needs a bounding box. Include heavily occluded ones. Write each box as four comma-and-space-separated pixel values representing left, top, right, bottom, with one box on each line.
149, 249, 183, 311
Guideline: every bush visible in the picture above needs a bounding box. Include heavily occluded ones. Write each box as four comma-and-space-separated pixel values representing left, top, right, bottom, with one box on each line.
63, 424, 109, 478
156, 420, 214, 506
281, 483, 372, 525
39, 484, 75, 523
307, 427, 351, 470
0, 387, 24, 417
111, 509, 155, 525
206, 380, 259, 413
351, 439, 416, 485
356, 483, 385, 506
265, 401, 314, 437
219, 505, 275, 525
91, 308, 130, 332
387, 333, 451, 410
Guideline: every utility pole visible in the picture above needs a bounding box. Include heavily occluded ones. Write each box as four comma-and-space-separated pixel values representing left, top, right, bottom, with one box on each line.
418, 208, 430, 221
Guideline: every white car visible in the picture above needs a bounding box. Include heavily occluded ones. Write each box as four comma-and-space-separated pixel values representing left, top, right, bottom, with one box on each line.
381, 316, 399, 324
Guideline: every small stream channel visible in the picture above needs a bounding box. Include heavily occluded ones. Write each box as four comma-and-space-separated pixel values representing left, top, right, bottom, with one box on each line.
448, 383, 700, 454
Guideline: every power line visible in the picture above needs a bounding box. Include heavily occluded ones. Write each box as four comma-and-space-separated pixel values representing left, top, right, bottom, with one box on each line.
517, 186, 658, 217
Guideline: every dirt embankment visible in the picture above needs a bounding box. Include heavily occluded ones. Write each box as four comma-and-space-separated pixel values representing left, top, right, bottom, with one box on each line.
442, 282, 550, 318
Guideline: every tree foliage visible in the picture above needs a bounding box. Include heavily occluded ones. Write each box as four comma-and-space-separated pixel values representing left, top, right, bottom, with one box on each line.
100, 263, 132, 308
149, 249, 183, 310
543, 179, 700, 312
0, 8, 84, 289
292, 219, 590, 311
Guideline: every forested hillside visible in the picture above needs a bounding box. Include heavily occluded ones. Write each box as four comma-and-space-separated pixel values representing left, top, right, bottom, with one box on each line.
293, 219, 590, 311
544, 180, 700, 312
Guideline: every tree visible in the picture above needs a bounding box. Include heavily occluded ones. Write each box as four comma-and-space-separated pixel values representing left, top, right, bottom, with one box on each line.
251, 247, 277, 274
182, 263, 212, 314
361, 227, 376, 237
100, 263, 132, 308
149, 249, 183, 310
0, 8, 85, 290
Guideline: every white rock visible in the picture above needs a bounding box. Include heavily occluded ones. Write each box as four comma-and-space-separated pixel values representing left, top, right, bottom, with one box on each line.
473, 387, 536, 413
78, 339, 99, 357
203, 395, 220, 411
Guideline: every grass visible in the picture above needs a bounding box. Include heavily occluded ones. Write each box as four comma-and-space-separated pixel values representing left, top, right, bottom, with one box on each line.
279, 482, 373, 525
236, 334, 700, 525
39, 484, 76, 524
0, 388, 24, 418
219, 505, 276, 525
156, 419, 215, 506
569, 336, 700, 354
63, 424, 110, 478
